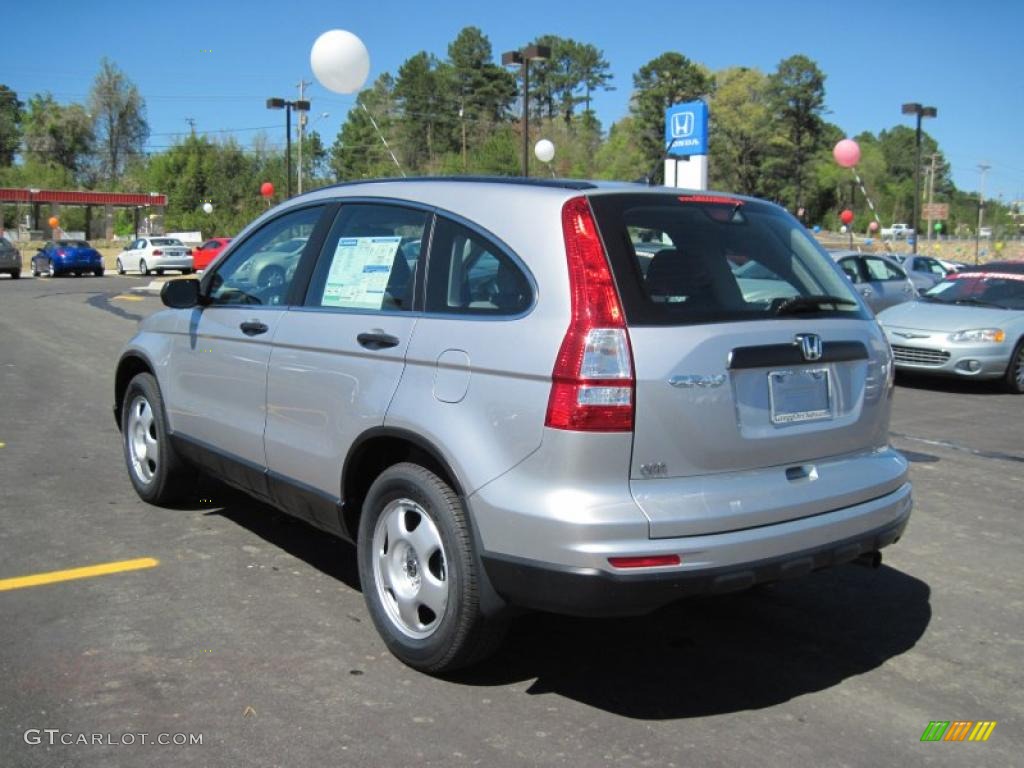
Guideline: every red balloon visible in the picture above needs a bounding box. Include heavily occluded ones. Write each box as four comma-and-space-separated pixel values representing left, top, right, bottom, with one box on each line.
260, 182, 274, 198
840, 209, 854, 225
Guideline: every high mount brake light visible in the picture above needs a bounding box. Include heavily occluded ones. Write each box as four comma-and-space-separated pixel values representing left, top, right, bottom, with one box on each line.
545, 197, 635, 432
677, 194, 744, 206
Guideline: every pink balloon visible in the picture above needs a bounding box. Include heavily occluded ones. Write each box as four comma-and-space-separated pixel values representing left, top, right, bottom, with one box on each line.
833, 139, 861, 168
869, 221, 879, 232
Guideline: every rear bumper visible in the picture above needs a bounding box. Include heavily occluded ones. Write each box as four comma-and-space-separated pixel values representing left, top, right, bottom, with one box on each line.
148, 257, 193, 269
480, 482, 912, 616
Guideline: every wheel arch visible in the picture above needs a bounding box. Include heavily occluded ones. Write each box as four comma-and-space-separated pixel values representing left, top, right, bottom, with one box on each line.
340, 427, 467, 542
113, 351, 157, 431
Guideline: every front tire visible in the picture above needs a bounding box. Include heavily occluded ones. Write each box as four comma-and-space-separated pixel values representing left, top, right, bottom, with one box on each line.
116, 258, 125, 275
121, 373, 196, 504
357, 463, 507, 673
1005, 339, 1024, 394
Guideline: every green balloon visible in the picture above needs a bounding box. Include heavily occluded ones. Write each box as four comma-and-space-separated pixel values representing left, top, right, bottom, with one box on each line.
934, 222, 942, 232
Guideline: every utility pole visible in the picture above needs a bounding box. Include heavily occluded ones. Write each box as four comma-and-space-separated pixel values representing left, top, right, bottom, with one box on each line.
296, 80, 312, 194
926, 153, 939, 241
185, 117, 196, 137
975, 163, 990, 264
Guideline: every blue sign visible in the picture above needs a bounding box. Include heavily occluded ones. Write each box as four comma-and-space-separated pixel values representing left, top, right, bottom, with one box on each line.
665, 100, 708, 157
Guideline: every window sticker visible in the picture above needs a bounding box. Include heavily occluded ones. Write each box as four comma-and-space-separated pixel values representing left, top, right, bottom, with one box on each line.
322, 236, 401, 309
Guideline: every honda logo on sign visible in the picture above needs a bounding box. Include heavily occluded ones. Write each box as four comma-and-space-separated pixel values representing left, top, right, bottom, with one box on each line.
671, 111, 695, 138
665, 100, 708, 157
795, 333, 823, 361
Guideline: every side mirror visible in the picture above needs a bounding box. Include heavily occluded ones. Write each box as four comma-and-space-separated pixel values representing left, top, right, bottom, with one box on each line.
161, 278, 202, 309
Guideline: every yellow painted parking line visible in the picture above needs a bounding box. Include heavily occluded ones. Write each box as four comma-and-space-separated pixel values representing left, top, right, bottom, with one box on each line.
111, 294, 145, 302
0, 557, 159, 592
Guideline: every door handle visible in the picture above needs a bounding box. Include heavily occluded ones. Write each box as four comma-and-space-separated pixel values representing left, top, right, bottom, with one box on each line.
860, 287, 873, 297
357, 330, 400, 350
240, 320, 269, 336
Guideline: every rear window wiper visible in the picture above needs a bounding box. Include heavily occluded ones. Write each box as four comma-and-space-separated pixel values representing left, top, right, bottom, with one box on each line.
773, 294, 857, 315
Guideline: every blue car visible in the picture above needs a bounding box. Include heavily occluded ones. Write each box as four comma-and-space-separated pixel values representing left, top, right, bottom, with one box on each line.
31, 240, 105, 277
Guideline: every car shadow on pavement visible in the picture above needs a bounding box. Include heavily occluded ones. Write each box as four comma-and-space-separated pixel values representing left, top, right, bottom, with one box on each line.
187, 479, 931, 721
192, 479, 361, 593
452, 564, 931, 720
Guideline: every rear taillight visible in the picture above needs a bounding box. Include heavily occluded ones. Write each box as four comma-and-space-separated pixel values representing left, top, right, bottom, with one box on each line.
152, 249, 163, 256
608, 554, 681, 569
545, 196, 634, 432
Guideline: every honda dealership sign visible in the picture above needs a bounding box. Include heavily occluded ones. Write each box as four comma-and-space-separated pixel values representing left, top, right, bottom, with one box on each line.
665, 100, 708, 157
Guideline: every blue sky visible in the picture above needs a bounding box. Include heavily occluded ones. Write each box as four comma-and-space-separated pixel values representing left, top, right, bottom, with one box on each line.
3, 0, 1022, 201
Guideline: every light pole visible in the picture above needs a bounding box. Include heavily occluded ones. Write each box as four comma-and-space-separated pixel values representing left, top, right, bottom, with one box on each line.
901, 102, 937, 254
266, 97, 311, 198
502, 45, 551, 177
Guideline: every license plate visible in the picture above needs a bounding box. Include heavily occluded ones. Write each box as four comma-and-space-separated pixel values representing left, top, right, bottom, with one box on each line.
768, 368, 832, 425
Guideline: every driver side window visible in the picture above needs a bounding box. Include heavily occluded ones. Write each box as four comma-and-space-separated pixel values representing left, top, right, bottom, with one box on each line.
207, 206, 323, 306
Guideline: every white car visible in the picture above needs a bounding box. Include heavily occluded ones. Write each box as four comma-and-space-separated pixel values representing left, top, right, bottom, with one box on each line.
115, 237, 194, 276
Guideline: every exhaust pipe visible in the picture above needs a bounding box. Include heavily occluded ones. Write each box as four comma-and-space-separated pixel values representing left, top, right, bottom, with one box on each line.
854, 551, 882, 569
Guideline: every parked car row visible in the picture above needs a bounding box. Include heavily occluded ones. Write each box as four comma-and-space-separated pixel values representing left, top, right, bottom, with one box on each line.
0, 236, 20, 278
31, 240, 105, 277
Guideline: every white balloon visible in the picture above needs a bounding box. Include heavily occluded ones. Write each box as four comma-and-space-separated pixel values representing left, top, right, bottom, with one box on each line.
534, 139, 555, 163
840, 225, 848, 234
202, 202, 213, 214
311, 30, 370, 94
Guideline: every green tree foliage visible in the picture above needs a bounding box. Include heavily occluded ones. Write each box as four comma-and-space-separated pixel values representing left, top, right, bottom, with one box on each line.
0, 85, 23, 167
447, 27, 516, 124
630, 53, 713, 174
394, 52, 457, 171
89, 58, 148, 186
22, 93, 95, 179
594, 117, 648, 182
526, 36, 614, 125
330, 74, 403, 181
766, 54, 827, 210
708, 67, 772, 196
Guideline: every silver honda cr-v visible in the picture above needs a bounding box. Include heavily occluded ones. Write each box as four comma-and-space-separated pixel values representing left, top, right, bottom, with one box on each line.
115, 179, 912, 673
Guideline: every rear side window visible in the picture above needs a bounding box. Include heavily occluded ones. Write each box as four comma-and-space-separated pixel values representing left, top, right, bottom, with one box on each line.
306, 203, 429, 312
839, 258, 863, 283
589, 194, 867, 326
425, 217, 531, 315
864, 256, 906, 282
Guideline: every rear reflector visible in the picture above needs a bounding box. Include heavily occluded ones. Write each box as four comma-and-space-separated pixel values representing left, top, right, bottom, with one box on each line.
608, 554, 681, 569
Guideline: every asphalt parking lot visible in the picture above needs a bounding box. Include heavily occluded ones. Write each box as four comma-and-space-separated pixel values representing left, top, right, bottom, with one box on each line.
1, 273, 1021, 767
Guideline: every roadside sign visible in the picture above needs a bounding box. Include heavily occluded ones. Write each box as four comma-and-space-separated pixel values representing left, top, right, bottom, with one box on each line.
922, 203, 949, 220
665, 100, 708, 157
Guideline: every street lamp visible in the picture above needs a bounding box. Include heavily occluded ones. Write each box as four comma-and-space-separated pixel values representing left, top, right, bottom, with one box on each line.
266, 97, 311, 198
502, 45, 551, 177
901, 102, 937, 254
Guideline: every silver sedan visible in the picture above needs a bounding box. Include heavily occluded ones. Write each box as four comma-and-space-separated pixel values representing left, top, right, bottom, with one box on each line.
877, 267, 1024, 393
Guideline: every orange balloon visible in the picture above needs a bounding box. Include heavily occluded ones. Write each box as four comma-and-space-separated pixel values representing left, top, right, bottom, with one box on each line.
48, 216, 60, 228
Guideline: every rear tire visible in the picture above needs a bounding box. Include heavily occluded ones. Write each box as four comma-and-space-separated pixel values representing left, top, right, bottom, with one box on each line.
181, 268, 192, 275
121, 372, 196, 504
357, 463, 508, 674
140, 259, 149, 276
48, 260, 57, 278
93, 268, 104, 277
1005, 339, 1024, 394
10, 269, 19, 279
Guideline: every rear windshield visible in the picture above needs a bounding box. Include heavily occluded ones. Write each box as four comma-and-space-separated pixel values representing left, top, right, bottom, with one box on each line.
150, 238, 183, 246
589, 193, 867, 326
58, 240, 90, 248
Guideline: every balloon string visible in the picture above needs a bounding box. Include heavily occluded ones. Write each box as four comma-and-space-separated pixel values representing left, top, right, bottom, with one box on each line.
850, 168, 893, 252
361, 104, 406, 177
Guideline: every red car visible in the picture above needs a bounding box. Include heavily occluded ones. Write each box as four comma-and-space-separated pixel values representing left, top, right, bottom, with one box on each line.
191, 237, 232, 271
